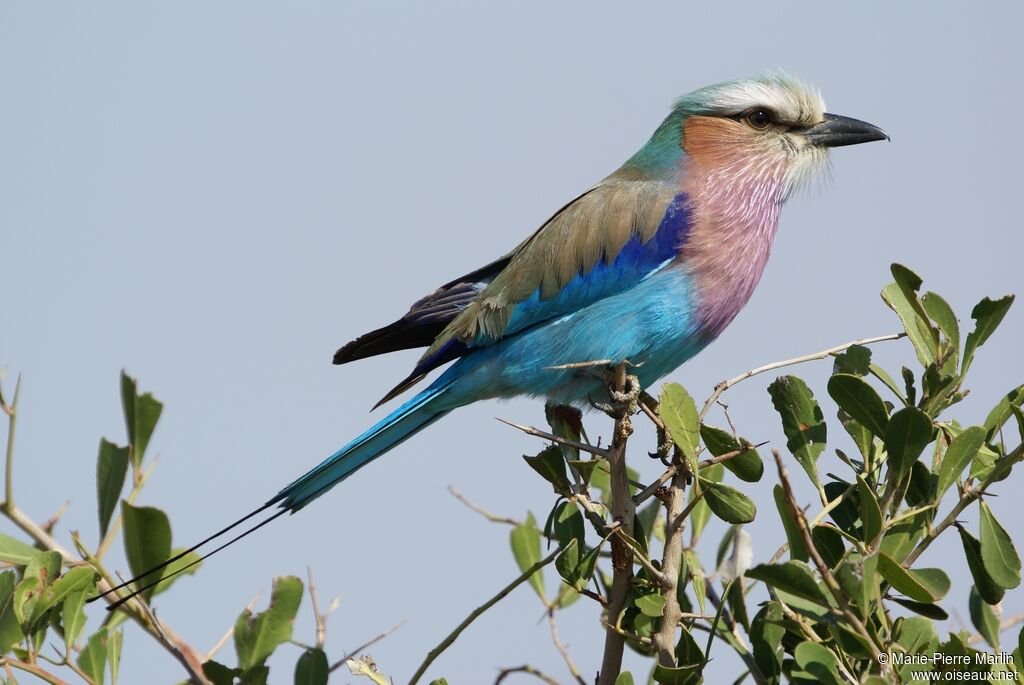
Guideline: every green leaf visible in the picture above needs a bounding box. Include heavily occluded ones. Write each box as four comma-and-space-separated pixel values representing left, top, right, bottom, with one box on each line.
746, 561, 830, 607
107, 628, 123, 685
689, 463, 721, 542
902, 367, 917, 405
750, 602, 784, 684
983, 385, 1024, 442
860, 552, 879, 612
832, 344, 872, 376
96, 439, 130, 537
557, 539, 596, 591
767, 376, 826, 489
969, 585, 1000, 650
552, 502, 584, 548
62, 589, 88, 650
545, 403, 582, 461
120, 371, 164, 468
827, 373, 889, 439
895, 615, 939, 655
150, 547, 202, 597
979, 501, 1021, 589
523, 445, 571, 494
793, 641, 843, 685
235, 576, 303, 670
838, 408, 873, 460
28, 566, 96, 628
78, 630, 108, 685
652, 663, 702, 685
0, 571, 22, 654
15, 551, 61, 626
870, 363, 907, 403
685, 549, 705, 614
613, 673, 635, 685
510, 514, 545, 601
921, 291, 960, 371
877, 553, 950, 602
884, 407, 933, 481
636, 592, 667, 618
812, 525, 845, 570
958, 525, 1005, 604
962, 295, 1014, 374
889, 596, 948, 620
661, 383, 700, 472
905, 460, 936, 508
295, 648, 329, 685
856, 476, 882, 543
699, 424, 763, 482
121, 502, 171, 602
935, 426, 985, 499
0, 533, 41, 566
773, 485, 807, 562
881, 280, 935, 367
698, 478, 756, 524
567, 459, 601, 485
204, 660, 243, 685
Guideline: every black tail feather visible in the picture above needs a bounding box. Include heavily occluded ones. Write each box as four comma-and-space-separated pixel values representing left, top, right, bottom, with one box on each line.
89, 498, 280, 607
104, 506, 290, 611
333, 319, 444, 365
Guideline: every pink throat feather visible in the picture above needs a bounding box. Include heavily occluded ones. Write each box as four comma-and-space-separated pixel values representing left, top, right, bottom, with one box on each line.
680, 148, 788, 340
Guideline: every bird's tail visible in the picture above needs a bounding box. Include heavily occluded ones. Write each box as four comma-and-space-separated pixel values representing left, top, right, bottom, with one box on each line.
275, 383, 452, 511
91, 383, 452, 610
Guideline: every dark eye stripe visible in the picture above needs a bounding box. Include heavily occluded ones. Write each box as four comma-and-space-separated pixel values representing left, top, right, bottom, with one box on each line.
727, 108, 778, 130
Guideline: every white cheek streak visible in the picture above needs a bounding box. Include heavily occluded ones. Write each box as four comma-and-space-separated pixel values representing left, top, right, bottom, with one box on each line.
782, 145, 832, 201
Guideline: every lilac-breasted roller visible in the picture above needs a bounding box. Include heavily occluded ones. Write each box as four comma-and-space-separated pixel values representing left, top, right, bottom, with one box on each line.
101, 74, 886, 604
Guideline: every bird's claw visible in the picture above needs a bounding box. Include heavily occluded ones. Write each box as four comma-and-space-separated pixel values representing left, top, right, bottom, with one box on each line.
596, 373, 641, 419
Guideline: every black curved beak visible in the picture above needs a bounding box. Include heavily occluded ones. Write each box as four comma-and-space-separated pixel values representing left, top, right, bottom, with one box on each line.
803, 113, 889, 148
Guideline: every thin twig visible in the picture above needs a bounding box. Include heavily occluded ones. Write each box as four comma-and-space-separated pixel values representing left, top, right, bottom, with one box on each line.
546, 610, 587, 685
204, 596, 258, 661
0, 657, 73, 685
2, 375, 21, 507
307, 565, 327, 647
497, 418, 611, 459
495, 665, 564, 685
904, 443, 1023, 567
698, 333, 905, 421
771, 449, 883, 664
448, 485, 522, 526
543, 359, 615, 370
408, 548, 561, 685
329, 621, 405, 673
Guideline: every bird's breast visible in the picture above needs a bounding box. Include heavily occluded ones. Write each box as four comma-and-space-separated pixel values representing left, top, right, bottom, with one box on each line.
679, 187, 783, 342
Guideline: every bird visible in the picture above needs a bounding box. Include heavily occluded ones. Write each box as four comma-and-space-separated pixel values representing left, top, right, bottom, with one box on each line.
98, 73, 887, 606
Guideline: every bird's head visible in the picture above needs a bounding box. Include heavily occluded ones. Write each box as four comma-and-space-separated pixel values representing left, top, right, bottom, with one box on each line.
628, 73, 888, 201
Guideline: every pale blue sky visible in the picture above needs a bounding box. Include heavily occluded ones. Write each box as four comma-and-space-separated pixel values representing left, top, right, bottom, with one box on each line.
2, 2, 1022, 683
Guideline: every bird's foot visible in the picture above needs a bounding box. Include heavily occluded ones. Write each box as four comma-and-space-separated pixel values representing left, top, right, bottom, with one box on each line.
594, 373, 641, 419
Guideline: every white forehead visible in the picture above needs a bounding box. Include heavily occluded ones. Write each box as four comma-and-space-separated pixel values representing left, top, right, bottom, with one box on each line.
678, 73, 827, 126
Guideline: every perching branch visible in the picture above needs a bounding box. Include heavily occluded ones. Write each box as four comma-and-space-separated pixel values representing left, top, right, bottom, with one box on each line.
596, 363, 638, 685
652, 459, 687, 665
698, 333, 904, 421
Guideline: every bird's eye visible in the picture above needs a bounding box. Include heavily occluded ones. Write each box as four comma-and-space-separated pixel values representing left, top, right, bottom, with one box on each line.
744, 109, 774, 130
